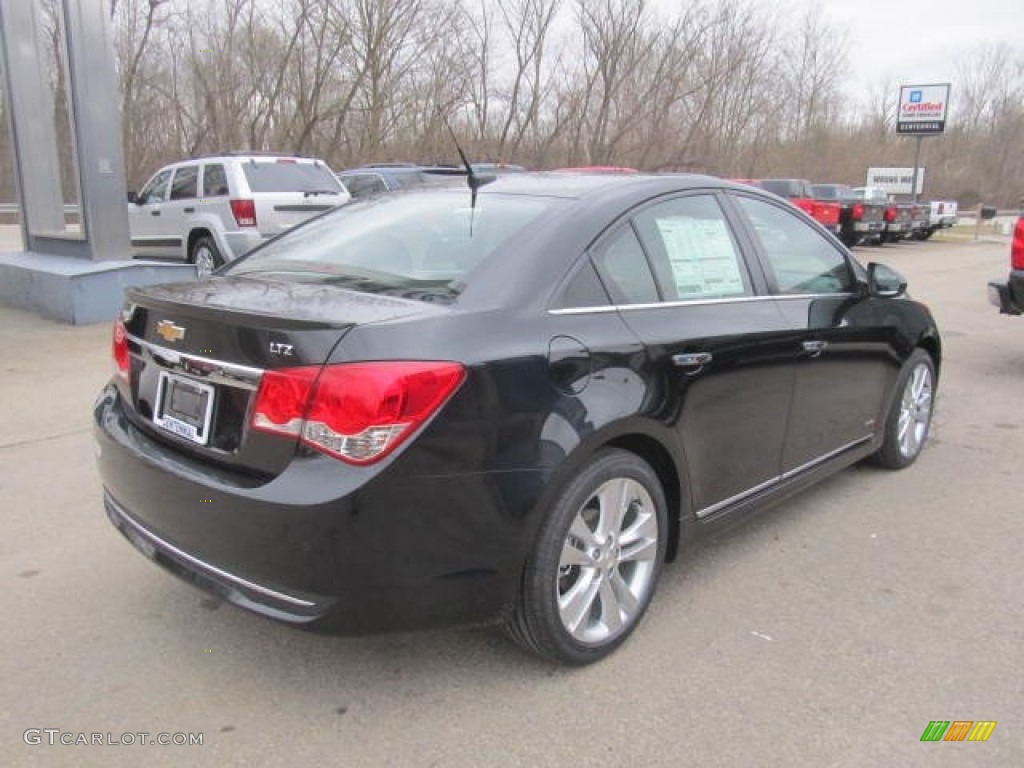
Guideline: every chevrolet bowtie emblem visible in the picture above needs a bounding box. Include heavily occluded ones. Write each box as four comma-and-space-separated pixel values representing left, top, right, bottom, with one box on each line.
156, 320, 186, 343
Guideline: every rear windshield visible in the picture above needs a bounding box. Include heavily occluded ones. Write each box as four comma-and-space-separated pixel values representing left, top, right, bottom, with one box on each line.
225, 191, 554, 302
811, 185, 840, 200
759, 180, 803, 198
241, 161, 343, 194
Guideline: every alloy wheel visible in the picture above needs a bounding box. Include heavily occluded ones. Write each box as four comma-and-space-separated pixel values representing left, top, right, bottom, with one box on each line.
897, 362, 933, 458
194, 245, 217, 278
556, 477, 660, 644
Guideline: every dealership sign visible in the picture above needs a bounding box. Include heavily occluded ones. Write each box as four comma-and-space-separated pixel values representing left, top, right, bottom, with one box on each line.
896, 83, 951, 135
866, 167, 925, 196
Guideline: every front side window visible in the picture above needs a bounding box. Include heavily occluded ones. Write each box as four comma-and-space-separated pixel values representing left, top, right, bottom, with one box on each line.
169, 166, 199, 200
735, 195, 853, 295
633, 194, 752, 301
138, 169, 172, 204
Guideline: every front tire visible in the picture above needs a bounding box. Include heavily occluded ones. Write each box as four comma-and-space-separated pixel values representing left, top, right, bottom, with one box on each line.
504, 449, 668, 665
190, 235, 224, 278
870, 349, 935, 469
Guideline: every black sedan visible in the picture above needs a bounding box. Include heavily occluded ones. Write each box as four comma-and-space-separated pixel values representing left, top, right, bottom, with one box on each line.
94, 173, 941, 665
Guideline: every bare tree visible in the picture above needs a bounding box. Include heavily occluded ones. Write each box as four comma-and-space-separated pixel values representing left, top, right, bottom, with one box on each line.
492, 0, 562, 158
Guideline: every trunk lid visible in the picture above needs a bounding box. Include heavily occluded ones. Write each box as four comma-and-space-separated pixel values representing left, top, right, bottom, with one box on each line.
252, 192, 345, 237
118, 277, 442, 477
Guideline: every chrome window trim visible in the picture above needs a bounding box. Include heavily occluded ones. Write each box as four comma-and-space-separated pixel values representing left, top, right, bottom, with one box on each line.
126, 333, 264, 390
549, 291, 856, 316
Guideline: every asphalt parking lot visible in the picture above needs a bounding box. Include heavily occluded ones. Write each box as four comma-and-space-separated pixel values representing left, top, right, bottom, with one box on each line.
2, 235, 1021, 767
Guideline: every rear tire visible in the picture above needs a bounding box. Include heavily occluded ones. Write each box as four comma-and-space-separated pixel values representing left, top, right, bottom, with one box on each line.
869, 349, 935, 469
191, 235, 224, 278
504, 449, 668, 665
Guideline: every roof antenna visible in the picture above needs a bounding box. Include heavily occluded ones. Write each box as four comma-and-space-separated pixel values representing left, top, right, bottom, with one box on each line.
443, 118, 494, 236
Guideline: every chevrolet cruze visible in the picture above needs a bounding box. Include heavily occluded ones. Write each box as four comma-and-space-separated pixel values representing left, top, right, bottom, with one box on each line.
94, 173, 940, 664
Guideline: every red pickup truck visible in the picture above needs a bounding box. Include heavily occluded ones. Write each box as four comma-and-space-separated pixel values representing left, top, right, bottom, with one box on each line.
810, 183, 887, 247
756, 179, 842, 237
988, 214, 1024, 315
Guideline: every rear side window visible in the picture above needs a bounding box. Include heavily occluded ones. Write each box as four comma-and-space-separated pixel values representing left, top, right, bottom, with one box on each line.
203, 164, 229, 197
341, 174, 388, 198
558, 260, 611, 309
169, 166, 198, 200
633, 195, 751, 301
591, 226, 660, 305
735, 195, 854, 295
242, 161, 342, 194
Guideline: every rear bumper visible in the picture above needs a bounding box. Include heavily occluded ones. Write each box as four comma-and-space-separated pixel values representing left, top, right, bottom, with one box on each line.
989, 272, 1024, 315
221, 230, 267, 261
853, 221, 884, 233
105, 492, 331, 622
93, 384, 533, 633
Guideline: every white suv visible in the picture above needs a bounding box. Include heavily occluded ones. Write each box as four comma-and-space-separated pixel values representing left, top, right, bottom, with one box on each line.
128, 153, 350, 276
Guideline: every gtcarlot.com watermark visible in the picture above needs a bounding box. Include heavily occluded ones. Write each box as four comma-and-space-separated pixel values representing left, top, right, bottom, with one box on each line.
23, 729, 203, 747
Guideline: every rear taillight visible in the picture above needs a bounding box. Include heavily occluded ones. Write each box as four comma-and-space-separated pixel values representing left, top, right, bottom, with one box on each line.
1012, 218, 1024, 270
251, 361, 465, 464
884, 205, 897, 223
229, 199, 257, 227
113, 318, 130, 383
852, 203, 864, 221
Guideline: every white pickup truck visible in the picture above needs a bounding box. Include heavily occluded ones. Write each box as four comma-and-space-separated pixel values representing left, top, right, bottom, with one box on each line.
929, 200, 958, 234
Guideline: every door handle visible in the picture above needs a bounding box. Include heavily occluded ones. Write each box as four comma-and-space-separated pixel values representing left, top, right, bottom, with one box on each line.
802, 340, 828, 358
150, 209, 161, 216
183, 207, 195, 213
672, 352, 712, 374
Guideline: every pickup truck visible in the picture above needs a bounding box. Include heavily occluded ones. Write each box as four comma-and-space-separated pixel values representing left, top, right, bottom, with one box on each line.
988, 214, 1024, 315
810, 183, 886, 247
909, 203, 932, 240
757, 179, 842, 237
927, 200, 958, 237
852, 187, 914, 243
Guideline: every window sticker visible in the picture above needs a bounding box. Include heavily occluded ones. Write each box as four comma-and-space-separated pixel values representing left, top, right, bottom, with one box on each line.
656, 217, 745, 297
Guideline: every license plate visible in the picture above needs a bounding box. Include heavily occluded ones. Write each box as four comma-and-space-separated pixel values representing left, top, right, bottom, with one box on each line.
153, 371, 215, 445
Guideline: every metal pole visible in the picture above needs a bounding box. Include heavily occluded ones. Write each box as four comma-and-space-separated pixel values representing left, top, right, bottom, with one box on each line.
911, 136, 923, 203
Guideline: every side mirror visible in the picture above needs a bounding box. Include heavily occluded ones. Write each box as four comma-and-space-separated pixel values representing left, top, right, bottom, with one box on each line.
867, 262, 907, 298
127, 190, 139, 204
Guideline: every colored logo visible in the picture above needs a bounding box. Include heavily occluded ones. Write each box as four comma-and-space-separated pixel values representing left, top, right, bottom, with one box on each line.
909, 90, 923, 103
921, 721, 996, 742
156, 320, 186, 343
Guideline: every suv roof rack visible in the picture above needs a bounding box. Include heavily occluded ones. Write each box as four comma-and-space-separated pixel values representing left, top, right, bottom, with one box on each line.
190, 151, 318, 161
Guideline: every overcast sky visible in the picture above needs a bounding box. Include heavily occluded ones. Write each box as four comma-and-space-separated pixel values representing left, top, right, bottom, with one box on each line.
817, 0, 1024, 104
